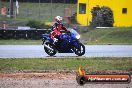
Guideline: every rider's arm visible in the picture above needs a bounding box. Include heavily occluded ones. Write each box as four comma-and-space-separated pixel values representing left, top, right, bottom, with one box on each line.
52, 23, 58, 30
61, 24, 70, 32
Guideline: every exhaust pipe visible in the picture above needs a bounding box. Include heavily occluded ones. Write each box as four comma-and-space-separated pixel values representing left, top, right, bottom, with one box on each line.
44, 44, 54, 51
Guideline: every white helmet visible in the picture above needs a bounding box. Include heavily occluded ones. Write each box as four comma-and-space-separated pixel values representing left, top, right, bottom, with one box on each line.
54, 16, 63, 22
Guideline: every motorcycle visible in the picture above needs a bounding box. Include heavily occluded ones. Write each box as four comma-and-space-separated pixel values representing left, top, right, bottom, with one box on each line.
42, 29, 85, 56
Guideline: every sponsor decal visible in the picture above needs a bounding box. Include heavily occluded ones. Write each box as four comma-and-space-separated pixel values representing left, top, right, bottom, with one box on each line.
76, 66, 131, 85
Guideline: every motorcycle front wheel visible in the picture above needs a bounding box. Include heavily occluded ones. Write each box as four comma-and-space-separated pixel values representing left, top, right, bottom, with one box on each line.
73, 43, 85, 56
44, 42, 57, 56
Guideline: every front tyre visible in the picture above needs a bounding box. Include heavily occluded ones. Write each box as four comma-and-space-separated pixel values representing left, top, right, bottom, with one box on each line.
44, 42, 57, 56
74, 43, 85, 56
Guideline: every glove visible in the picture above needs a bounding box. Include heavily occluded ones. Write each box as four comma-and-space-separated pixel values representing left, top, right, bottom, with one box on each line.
54, 38, 58, 42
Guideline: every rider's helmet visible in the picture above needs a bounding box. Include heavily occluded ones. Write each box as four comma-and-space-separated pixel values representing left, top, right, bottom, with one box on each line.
54, 16, 63, 23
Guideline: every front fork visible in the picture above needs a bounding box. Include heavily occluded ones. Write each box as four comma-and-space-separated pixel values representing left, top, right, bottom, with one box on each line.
72, 40, 80, 50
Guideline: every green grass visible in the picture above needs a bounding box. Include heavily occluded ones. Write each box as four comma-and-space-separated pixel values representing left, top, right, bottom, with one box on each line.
0, 58, 132, 73
81, 27, 132, 44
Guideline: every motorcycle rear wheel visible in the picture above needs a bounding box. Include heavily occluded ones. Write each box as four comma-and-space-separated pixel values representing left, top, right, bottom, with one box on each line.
44, 42, 57, 56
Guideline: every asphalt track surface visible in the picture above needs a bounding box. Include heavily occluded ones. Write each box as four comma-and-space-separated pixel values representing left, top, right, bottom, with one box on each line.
0, 45, 132, 58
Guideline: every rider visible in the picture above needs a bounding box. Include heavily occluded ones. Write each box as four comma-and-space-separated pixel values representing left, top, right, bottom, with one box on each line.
51, 16, 70, 44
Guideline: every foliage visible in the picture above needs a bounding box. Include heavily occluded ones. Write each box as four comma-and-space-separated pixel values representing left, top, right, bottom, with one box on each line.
26, 20, 51, 29
71, 12, 78, 24
90, 6, 114, 27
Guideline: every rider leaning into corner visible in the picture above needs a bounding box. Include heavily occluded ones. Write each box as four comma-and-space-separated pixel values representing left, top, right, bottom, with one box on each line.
50, 16, 70, 44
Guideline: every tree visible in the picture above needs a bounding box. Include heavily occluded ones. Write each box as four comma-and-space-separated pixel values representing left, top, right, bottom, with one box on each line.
90, 6, 114, 27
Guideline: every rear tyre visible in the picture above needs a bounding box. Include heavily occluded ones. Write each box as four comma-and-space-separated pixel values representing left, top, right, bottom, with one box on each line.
44, 42, 57, 56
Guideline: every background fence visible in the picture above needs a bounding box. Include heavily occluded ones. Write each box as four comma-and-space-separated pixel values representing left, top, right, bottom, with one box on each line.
0, 1, 77, 40
0, 1, 77, 27
0, 29, 51, 39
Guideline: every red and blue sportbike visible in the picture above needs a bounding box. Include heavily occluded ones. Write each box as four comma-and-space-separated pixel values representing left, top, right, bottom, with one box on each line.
42, 29, 85, 56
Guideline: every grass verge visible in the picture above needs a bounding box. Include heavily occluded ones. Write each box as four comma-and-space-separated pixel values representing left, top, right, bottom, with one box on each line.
0, 57, 132, 73
81, 27, 132, 45
0, 27, 132, 45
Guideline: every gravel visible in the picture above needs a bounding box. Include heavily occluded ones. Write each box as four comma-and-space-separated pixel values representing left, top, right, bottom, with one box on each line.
0, 73, 131, 88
